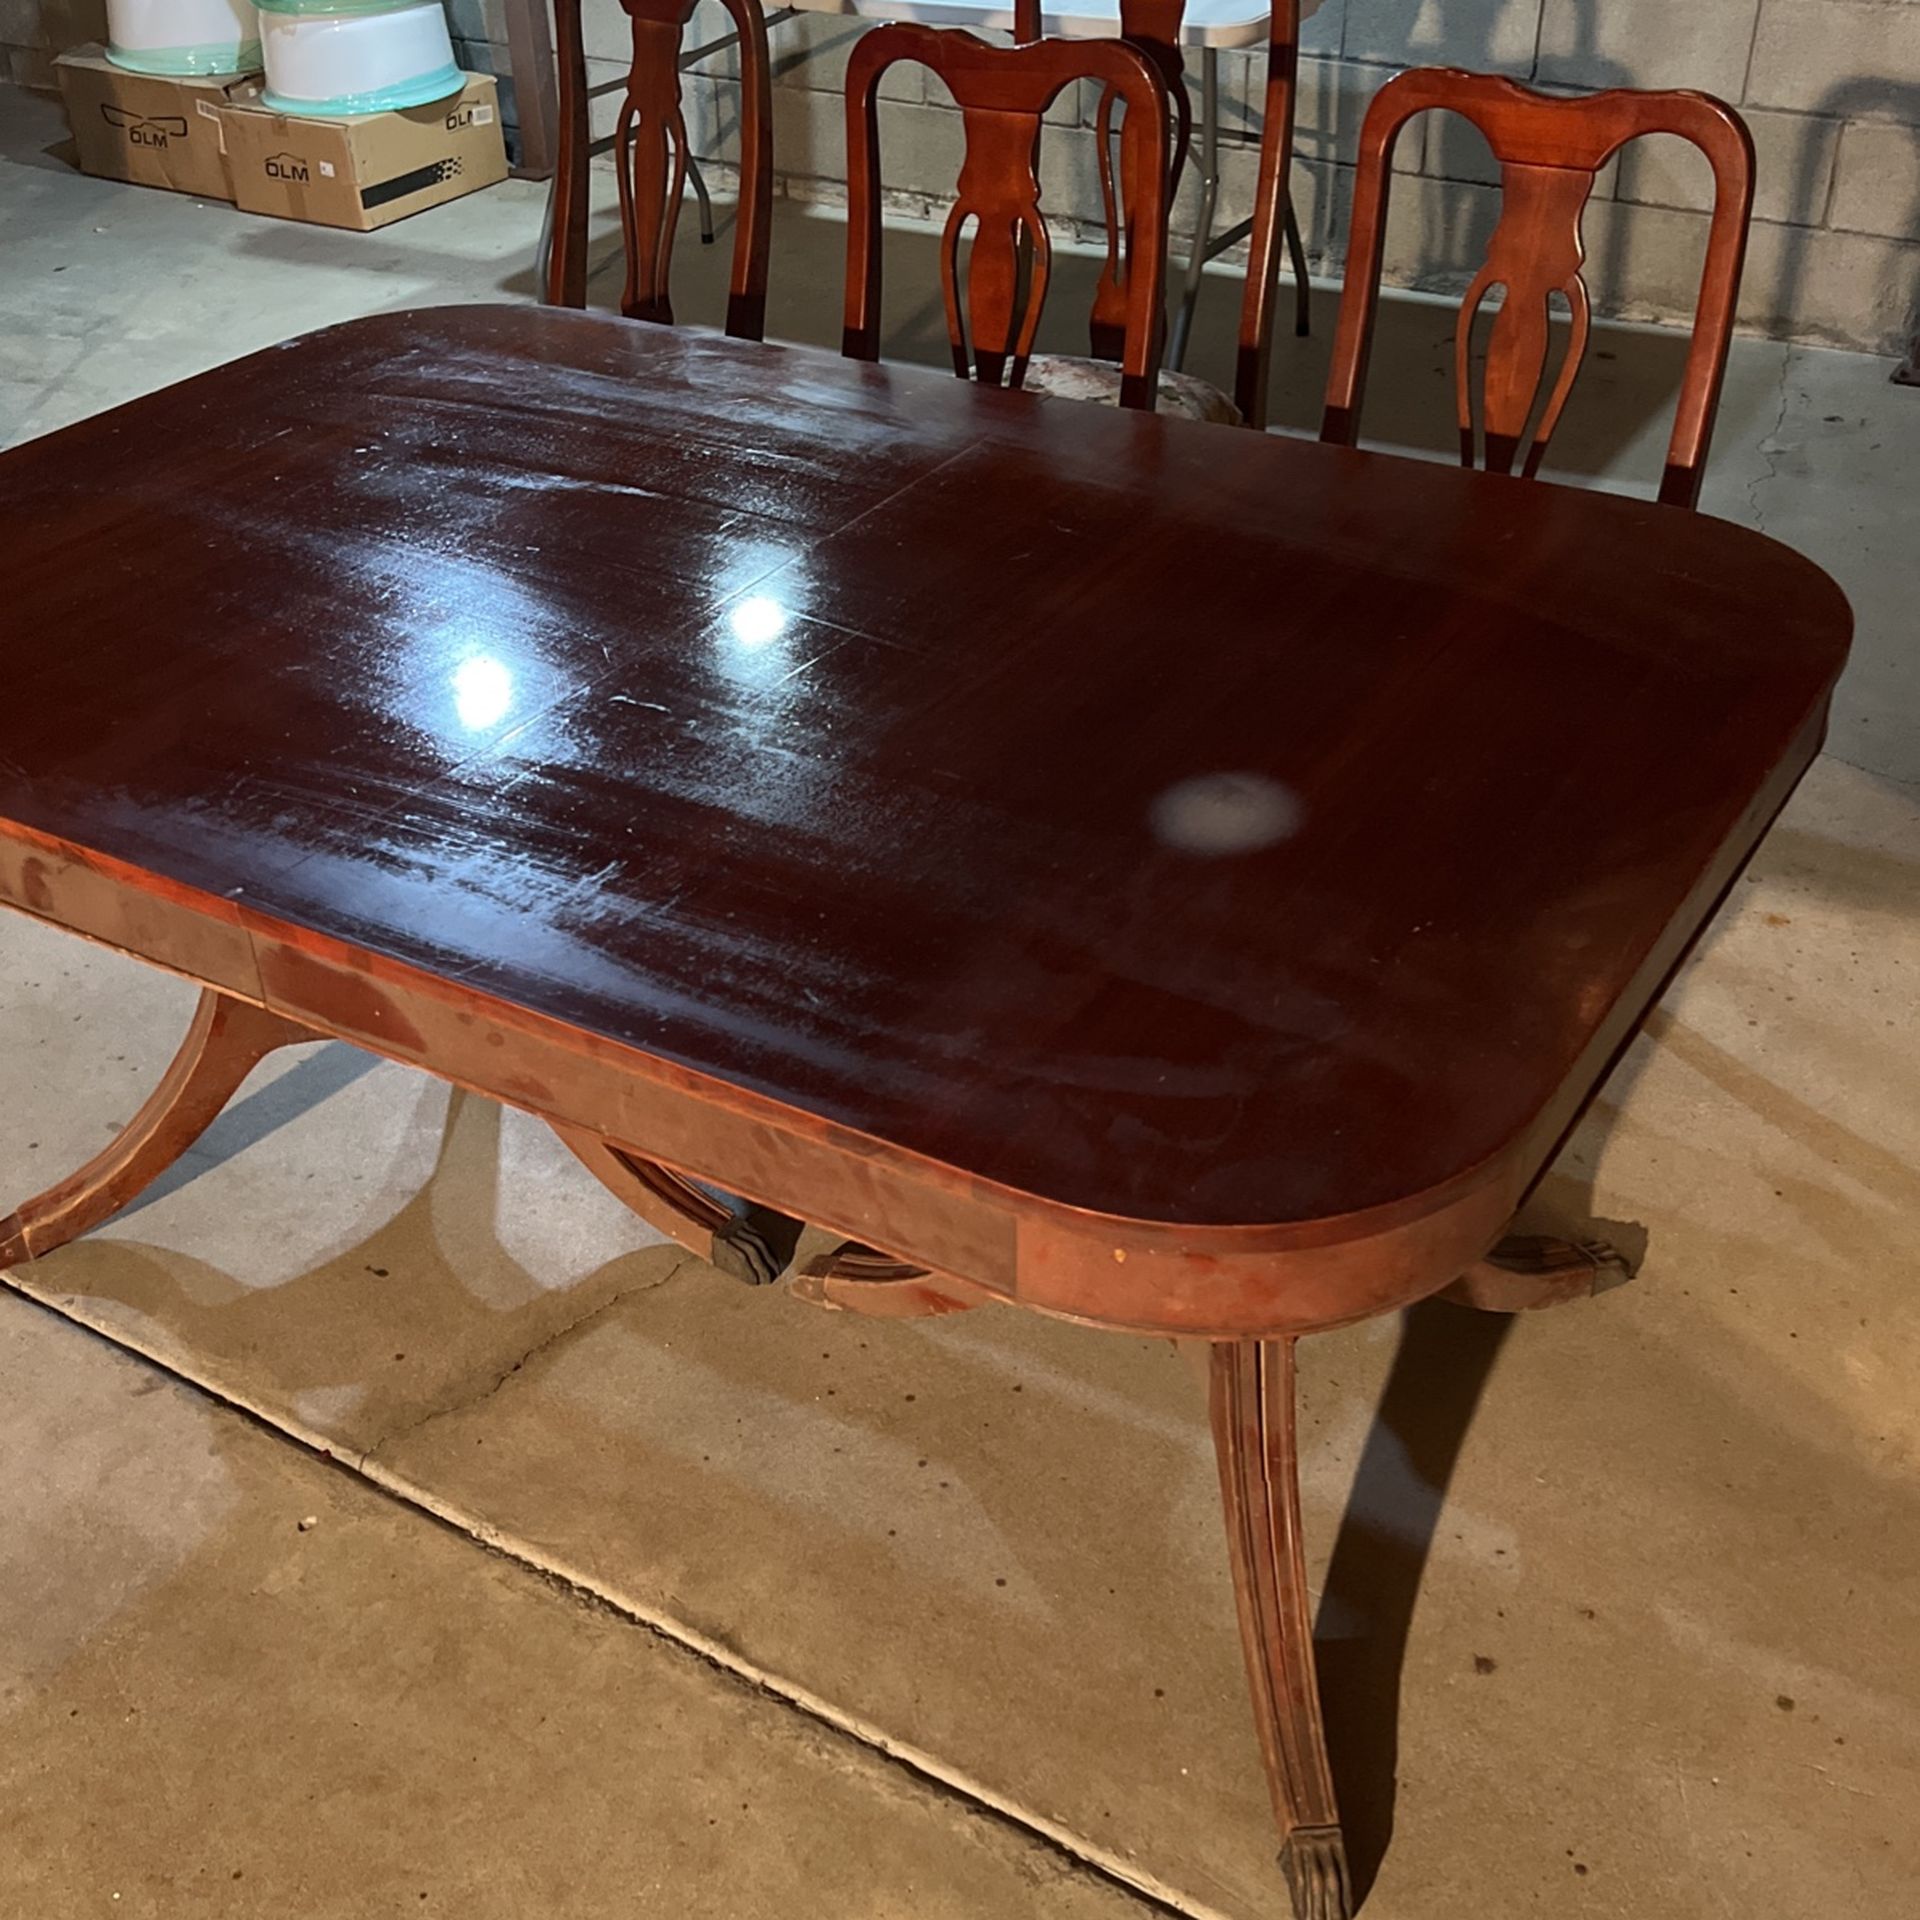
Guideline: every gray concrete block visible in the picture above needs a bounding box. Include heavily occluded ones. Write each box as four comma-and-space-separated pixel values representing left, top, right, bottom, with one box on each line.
771, 77, 845, 180
1419, 106, 1504, 187
1537, 0, 1760, 96
1300, 0, 1345, 57
1573, 194, 1729, 320
1376, 168, 1503, 287
1035, 118, 1106, 230
1608, 129, 1717, 216
682, 70, 730, 158
1746, 0, 1920, 119
1739, 214, 1920, 350
1828, 116, 1920, 236
873, 95, 973, 200
1343, 0, 1543, 71
585, 54, 629, 140
1614, 110, 1840, 228
8, 40, 55, 86
1293, 54, 1424, 169
683, 0, 743, 81
769, 12, 921, 103
580, 0, 630, 67
5, 0, 104, 54
1211, 145, 1343, 258
445, 0, 507, 46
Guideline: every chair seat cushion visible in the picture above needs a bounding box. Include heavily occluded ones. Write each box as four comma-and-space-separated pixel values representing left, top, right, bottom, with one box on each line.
1021, 353, 1241, 425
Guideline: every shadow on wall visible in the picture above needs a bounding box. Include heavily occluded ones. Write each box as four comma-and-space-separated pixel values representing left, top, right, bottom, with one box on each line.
35, 0, 108, 48
1773, 77, 1920, 359
1284, 3, 1694, 481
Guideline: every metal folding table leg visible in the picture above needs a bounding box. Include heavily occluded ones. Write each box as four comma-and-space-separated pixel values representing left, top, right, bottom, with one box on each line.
687, 154, 717, 243
1169, 46, 1221, 371
1167, 45, 1311, 374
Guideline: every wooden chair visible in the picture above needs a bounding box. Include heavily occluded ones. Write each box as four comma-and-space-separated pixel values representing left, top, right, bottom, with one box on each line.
546, 0, 775, 340
842, 13, 1228, 418
1321, 70, 1756, 507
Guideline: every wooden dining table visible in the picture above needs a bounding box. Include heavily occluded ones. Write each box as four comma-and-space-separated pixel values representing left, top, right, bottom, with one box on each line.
0, 305, 1851, 1920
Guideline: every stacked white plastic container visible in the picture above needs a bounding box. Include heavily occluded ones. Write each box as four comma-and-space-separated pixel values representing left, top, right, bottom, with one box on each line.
256, 0, 460, 116
106, 0, 262, 75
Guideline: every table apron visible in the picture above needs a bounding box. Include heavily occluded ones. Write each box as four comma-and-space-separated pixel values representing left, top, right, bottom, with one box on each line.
0, 688, 1828, 1342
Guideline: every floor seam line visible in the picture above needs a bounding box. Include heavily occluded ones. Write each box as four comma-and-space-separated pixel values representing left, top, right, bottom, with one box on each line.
0, 1272, 1227, 1920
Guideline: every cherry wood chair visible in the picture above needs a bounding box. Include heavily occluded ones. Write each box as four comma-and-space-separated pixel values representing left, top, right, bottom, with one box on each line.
842, 12, 1219, 418
546, 0, 775, 340
1321, 69, 1756, 507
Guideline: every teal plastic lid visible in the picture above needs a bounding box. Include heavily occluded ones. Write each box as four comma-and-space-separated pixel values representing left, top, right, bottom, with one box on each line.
260, 62, 462, 116
254, 0, 440, 15
106, 39, 263, 75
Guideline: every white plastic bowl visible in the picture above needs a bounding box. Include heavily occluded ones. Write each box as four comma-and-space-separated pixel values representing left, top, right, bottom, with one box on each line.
259, 1, 460, 117
107, 0, 261, 75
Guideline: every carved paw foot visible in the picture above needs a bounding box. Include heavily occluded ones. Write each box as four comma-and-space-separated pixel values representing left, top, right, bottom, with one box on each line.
1441, 1230, 1641, 1313
708, 1205, 803, 1286
1280, 1826, 1353, 1920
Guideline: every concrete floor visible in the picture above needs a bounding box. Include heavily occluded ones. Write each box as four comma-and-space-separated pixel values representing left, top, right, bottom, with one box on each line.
3, 82, 1919, 1920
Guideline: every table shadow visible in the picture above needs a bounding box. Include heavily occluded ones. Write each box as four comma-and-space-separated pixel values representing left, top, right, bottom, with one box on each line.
1315, 1295, 1512, 1907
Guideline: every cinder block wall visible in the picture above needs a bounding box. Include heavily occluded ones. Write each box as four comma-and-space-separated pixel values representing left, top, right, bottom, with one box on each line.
7, 0, 1918, 352
562, 0, 1920, 355
4, 0, 106, 88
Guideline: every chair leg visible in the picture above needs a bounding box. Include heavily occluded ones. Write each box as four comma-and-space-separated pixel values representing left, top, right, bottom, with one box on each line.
0, 989, 319, 1266
1210, 1337, 1351, 1920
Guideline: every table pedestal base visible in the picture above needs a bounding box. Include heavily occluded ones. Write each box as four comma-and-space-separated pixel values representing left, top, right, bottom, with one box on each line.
1, 984, 1640, 1920
0, 989, 317, 1266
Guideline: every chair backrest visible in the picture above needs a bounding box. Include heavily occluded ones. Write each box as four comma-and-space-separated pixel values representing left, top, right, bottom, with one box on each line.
842, 21, 1171, 409
1320, 70, 1755, 507
547, 0, 773, 340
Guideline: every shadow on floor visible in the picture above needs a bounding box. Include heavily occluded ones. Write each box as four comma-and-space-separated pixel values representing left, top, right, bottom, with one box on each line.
1318, 1297, 1513, 1905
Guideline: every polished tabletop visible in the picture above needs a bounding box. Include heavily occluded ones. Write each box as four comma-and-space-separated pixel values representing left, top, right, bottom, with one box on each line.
0, 306, 1851, 1242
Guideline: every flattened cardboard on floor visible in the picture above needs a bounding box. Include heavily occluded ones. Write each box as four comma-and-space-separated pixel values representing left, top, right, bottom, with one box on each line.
56, 45, 261, 203
220, 76, 505, 232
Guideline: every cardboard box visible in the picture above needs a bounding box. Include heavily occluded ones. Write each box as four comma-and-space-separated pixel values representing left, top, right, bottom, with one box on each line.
221, 75, 505, 232
56, 45, 261, 203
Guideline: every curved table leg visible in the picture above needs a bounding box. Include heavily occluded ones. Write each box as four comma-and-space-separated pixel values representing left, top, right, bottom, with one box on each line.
550, 1124, 801, 1285
1441, 1231, 1638, 1313
0, 988, 320, 1266
1211, 1338, 1351, 1920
